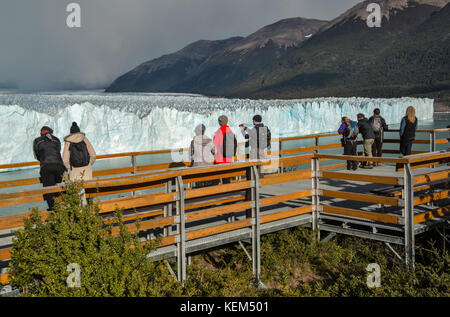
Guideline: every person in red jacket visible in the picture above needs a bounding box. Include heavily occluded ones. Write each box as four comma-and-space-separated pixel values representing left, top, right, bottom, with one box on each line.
213, 115, 237, 164
213, 115, 237, 184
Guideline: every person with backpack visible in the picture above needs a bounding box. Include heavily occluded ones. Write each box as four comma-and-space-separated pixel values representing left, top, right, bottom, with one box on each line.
33, 126, 67, 210
369, 108, 388, 166
357, 113, 375, 169
239, 114, 271, 161
213, 115, 237, 184
62, 122, 96, 181
399, 106, 418, 156
338, 117, 359, 171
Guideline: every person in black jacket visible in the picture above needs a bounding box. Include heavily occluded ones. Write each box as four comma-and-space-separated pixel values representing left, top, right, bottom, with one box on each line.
33, 126, 66, 210
357, 114, 375, 169
369, 108, 389, 166
240, 114, 271, 161
399, 106, 418, 156
338, 117, 358, 171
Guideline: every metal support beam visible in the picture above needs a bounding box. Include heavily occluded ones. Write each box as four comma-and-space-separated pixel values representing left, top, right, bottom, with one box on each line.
403, 163, 415, 269
175, 175, 187, 284
435, 228, 450, 245
311, 157, 320, 240
251, 165, 261, 286
321, 232, 336, 243
165, 260, 177, 281
385, 242, 405, 264
239, 241, 252, 261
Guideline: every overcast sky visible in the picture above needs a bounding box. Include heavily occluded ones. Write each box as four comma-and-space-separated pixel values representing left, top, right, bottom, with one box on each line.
0, 0, 362, 90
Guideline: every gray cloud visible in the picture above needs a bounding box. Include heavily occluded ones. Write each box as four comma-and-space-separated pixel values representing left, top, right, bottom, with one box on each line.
0, 0, 362, 90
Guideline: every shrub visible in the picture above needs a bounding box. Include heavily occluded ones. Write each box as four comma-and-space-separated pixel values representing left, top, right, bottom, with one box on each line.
8, 181, 182, 297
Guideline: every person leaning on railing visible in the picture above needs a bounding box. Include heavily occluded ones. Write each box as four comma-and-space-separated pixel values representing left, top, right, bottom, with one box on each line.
33, 126, 67, 210
338, 117, 359, 171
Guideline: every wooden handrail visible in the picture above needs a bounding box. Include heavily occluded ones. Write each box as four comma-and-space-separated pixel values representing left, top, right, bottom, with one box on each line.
2, 128, 447, 171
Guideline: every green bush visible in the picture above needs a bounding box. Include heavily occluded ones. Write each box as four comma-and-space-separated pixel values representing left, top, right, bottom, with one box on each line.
7, 181, 449, 297
8, 181, 182, 297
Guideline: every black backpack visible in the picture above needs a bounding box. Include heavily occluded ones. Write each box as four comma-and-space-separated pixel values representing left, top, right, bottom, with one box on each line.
222, 131, 237, 159
257, 126, 271, 149
69, 141, 90, 168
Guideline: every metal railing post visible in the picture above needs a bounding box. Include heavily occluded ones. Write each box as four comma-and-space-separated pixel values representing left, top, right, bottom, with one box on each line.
311, 157, 320, 240
430, 131, 436, 153
403, 163, 415, 269
164, 180, 172, 237
279, 140, 284, 175
80, 187, 87, 207
175, 175, 186, 284
251, 165, 261, 287
315, 137, 319, 153
131, 155, 137, 196
430, 131, 436, 169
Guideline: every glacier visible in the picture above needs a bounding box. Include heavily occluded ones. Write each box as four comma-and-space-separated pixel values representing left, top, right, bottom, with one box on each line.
0, 91, 434, 166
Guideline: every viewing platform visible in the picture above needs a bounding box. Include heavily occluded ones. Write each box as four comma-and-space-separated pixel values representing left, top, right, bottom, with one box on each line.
0, 128, 448, 290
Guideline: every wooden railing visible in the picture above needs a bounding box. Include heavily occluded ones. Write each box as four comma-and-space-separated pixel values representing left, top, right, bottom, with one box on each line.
0, 129, 448, 193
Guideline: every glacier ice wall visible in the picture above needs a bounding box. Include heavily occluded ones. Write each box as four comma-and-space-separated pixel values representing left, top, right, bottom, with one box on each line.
0, 92, 434, 165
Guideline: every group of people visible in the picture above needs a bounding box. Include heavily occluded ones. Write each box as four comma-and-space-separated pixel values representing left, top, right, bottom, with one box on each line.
33, 107, 419, 209
189, 114, 271, 186
338, 106, 418, 171
33, 115, 270, 209
33, 122, 96, 209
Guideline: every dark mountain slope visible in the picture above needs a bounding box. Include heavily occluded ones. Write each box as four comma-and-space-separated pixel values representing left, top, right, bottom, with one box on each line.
232, 0, 450, 99
105, 17, 328, 94
171, 18, 328, 95
105, 37, 243, 92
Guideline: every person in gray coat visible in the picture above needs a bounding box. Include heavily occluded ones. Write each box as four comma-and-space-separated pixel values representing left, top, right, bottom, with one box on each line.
190, 124, 217, 188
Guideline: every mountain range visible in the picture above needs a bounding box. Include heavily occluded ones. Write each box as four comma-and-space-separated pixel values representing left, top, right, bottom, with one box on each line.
106, 0, 450, 103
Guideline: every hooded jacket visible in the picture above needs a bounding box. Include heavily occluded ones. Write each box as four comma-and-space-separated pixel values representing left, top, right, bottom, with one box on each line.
62, 132, 96, 181
213, 125, 237, 164
369, 115, 388, 140
190, 135, 215, 167
33, 133, 64, 166
358, 118, 375, 140
241, 123, 271, 150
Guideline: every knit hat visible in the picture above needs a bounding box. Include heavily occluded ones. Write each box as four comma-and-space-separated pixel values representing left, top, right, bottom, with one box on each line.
40, 126, 53, 135
70, 122, 80, 134
253, 115, 262, 123
194, 124, 206, 136
218, 115, 228, 126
